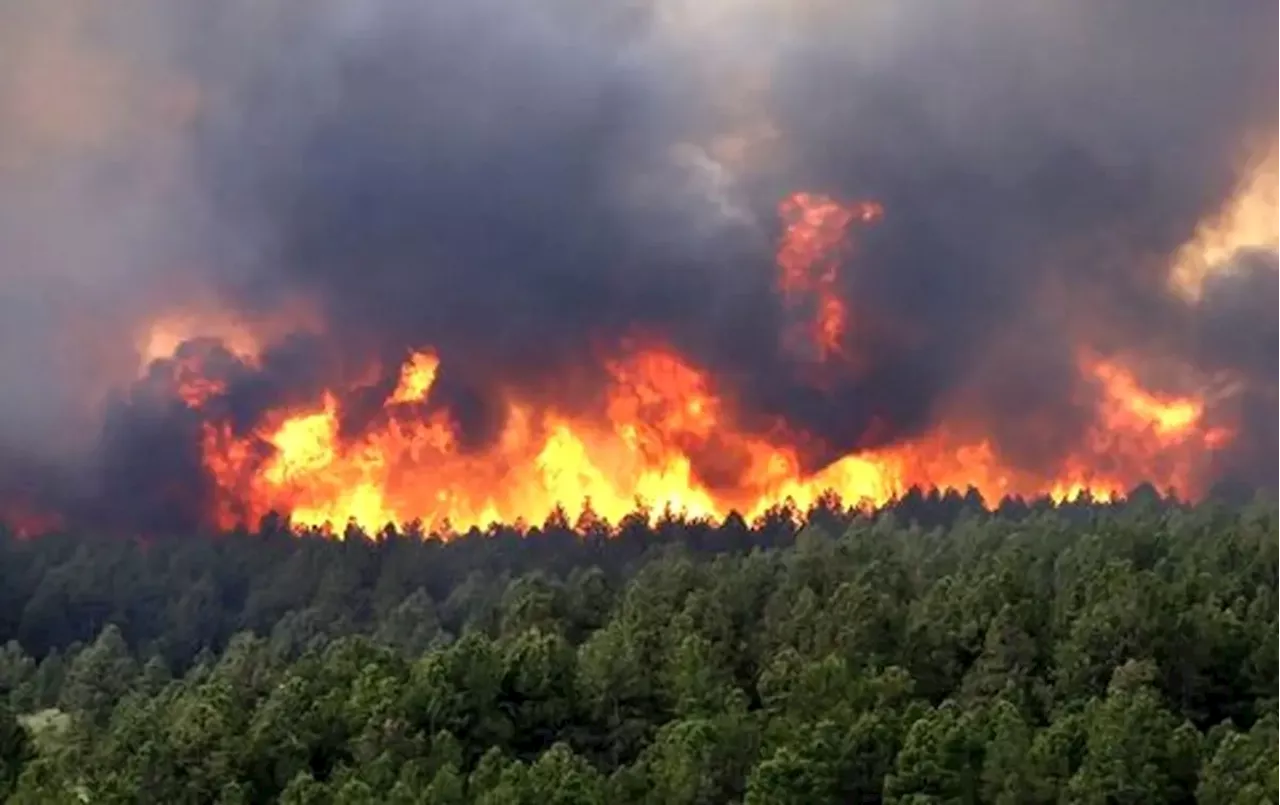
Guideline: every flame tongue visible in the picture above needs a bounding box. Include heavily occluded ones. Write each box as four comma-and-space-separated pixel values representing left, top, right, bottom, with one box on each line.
776, 192, 883, 363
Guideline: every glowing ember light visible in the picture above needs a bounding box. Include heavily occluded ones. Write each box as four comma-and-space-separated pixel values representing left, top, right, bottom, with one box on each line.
136, 297, 323, 374
140, 314, 263, 369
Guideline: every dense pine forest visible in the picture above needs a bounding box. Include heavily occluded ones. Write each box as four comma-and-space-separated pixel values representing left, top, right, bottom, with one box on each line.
0, 489, 1275, 803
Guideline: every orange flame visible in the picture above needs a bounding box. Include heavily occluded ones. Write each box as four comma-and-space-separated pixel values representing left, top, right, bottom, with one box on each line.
194, 340, 1229, 536
389, 351, 440, 404
1169, 142, 1278, 302
776, 192, 883, 361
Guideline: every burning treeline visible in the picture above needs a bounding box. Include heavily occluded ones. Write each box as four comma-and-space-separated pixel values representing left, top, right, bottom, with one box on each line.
0, 0, 1276, 536
113, 182, 1266, 535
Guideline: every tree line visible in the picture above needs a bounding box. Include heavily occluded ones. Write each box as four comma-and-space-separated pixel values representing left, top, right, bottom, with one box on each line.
0, 488, 1275, 803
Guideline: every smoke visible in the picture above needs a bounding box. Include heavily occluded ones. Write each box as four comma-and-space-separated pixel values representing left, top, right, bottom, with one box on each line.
0, 2, 222, 462
0, 0, 1275, 529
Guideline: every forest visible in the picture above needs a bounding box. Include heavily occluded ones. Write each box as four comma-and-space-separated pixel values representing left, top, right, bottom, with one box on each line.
0, 488, 1275, 803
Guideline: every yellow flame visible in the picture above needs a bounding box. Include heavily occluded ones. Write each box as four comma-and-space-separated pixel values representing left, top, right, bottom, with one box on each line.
1170, 143, 1279, 302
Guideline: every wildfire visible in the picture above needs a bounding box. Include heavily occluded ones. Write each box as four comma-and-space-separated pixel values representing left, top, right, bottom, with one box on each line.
24, 192, 1241, 538
389, 351, 441, 404
776, 192, 883, 361
1047, 353, 1231, 500
187, 336, 1226, 535
137, 299, 324, 409
1169, 142, 1279, 302
764, 352, 1225, 510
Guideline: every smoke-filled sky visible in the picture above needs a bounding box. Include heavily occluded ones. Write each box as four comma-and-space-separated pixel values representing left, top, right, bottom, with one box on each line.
0, 0, 1276, 524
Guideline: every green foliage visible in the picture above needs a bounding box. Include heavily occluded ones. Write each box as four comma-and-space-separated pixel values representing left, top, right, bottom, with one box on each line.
0, 494, 1274, 802
0, 703, 32, 800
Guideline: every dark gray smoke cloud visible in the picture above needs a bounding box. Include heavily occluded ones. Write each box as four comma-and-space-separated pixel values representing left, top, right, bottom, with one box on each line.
0, 0, 1275, 530
757, 0, 1276, 454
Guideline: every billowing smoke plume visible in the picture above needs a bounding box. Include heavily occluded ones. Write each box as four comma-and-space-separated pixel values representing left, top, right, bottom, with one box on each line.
0, 0, 1276, 532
